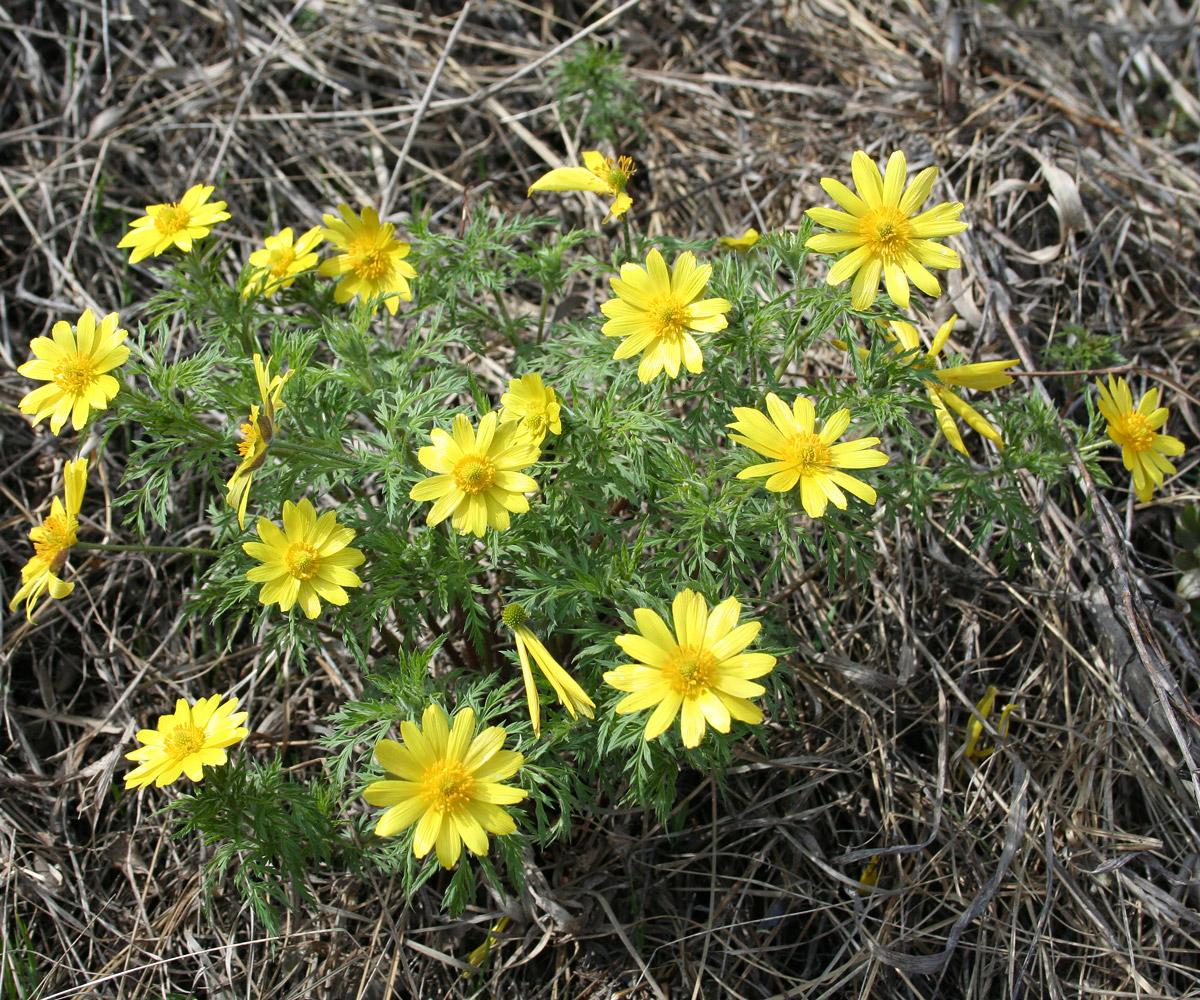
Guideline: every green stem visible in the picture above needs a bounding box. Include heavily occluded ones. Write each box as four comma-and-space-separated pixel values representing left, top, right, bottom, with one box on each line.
536, 291, 549, 345
271, 441, 358, 467
621, 216, 634, 260
491, 288, 521, 350
75, 541, 221, 557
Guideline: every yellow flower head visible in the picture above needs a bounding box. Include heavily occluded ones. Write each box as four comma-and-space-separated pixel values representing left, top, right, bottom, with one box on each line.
117, 183, 231, 263
604, 589, 776, 748
243, 226, 324, 298
363, 704, 527, 868
409, 412, 540, 537
805, 150, 967, 311
226, 354, 294, 528
716, 228, 761, 253
600, 249, 732, 383
527, 151, 636, 221
500, 603, 595, 736
124, 694, 250, 789
1096, 375, 1185, 503
243, 498, 365, 618
18, 309, 130, 435
728, 393, 889, 519
318, 204, 417, 315
499, 373, 562, 447
9, 459, 88, 621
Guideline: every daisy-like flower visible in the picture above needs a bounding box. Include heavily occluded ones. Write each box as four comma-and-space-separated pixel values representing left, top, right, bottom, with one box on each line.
242, 226, 324, 299
18, 309, 130, 435
409, 412, 539, 537
225, 354, 294, 528
500, 602, 595, 736
362, 704, 527, 868
603, 589, 776, 748
124, 694, 250, 789
728, 393, 889, 519
1096, 375, 1186, 502
527, 151, 636, 221
117, 183, 231, 263
716, 228, 761, 253
805, 150, 967, 311
499, 373, 562, 447
9, 458, 88, 621
600, 249, 732, 383
243, 498, 365, 618
318, 204, 417, 315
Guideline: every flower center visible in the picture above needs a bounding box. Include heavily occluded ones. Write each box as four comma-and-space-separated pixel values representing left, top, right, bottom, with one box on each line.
782, 430, 832, 474
859, 206, 913, 261
348, 236, 392, 280
33, 512, 76, 570
1113, 411, 1155, 452
164, 722, 206, 758
452, 454, 497, 495
664, 645, 717, 698
421, 759, 474, 813
524, 409, 547, 433
285, 542, 321, 580
269, 247, 297, 278
501, 602, 527, 629
154, 204, 190, 236
648, 294, 689, 343
237, 420, 261, 459
53, 355, 98, 395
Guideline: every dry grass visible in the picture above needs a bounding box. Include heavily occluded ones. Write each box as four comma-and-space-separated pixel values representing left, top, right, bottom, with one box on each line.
3, 0, 1200, 996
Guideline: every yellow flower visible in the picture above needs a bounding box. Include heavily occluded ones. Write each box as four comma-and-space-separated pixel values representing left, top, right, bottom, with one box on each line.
728, 393, 889, 519
604, 589, 776, 748
527, 151, 636, 221
600, 249, 731, 383
500, 603, 595, 736
716, 228, 760, 252
1096, 375, 1186, 502
409, 412, 540, 537
363, 704, 527, 868
242, 226, 324, 298
318, 204, 417, 315
117, 183, 231, 263
963, 686, 1016, 763
243, 498, 365, 618
9, 459, 88, 621
805, 150, 967, 311
18, 309, 130, 435
225, 354, 294, 528
124, 694, 250, 789
499, 373, 562, 447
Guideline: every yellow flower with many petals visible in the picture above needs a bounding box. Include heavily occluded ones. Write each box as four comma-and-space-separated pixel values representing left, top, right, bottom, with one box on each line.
226, 354, 294, 528
9, 459, 88, 621
716, 228, 760, 253
528, 151, 635, 221
363, 704, 527, 868
806, 150, 967, 311
499, 373, 562, 447
604, 590, 776, 748
117, 183, 231, 263
1096, 375, 1186, 502
243, 498, 365, 618
243, 226, 324, 298
124, 694, 250, 789
409, 413, 540, 537
500, 603, 595, 736
728, 393, 889, 519
18, 309, 130, 435
318, 204, 417, 315
601, 249, 731, 383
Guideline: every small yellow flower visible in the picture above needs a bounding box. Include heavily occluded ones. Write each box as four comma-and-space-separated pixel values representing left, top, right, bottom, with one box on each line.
604, 589, 776, 748
18, 309, 130, 435
409, 412, 540, 537
242, 226, 324, 298
124, 694, 250, 789
805, 150, 967, 311
963, 686, 1016, 763
9, 459, 88, 621
500, 603, 595, 736
716, 228, 760, 252
225, 354, 294, 528
499, 373, 562, 447
318, 204, 417, 315
243, 498, 365, 618
117, 183, 231, 263
600, 249, 731, 383
1096, 375, 1186, 502
363, 704, 527, 869
728, 393, 889, 519
527, 151, 636, 221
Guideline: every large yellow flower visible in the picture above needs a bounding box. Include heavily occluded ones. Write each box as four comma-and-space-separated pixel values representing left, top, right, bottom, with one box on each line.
9, 458, 88, 620
225, 354, 293, 528
806, 150, 966, 311
499, 373, 562, 447
318, 204, 417, 315
117, 183, 231, 263
242, 226, 324, 298
18, 309, 130, 434
600, 249, 731, 383
243, 498, 365, 618
728, 393, 889, 519
604, 590, 776, 748
124, 694, 250, 789
363, 704, 527, 868
409, 413, 540, 537
500, 603, 595, 736
528, 151, 635, 221
1096, 375, 1185, 502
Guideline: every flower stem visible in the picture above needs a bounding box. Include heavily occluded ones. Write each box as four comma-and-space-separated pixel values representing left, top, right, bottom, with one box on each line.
75, 541, 221, 557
